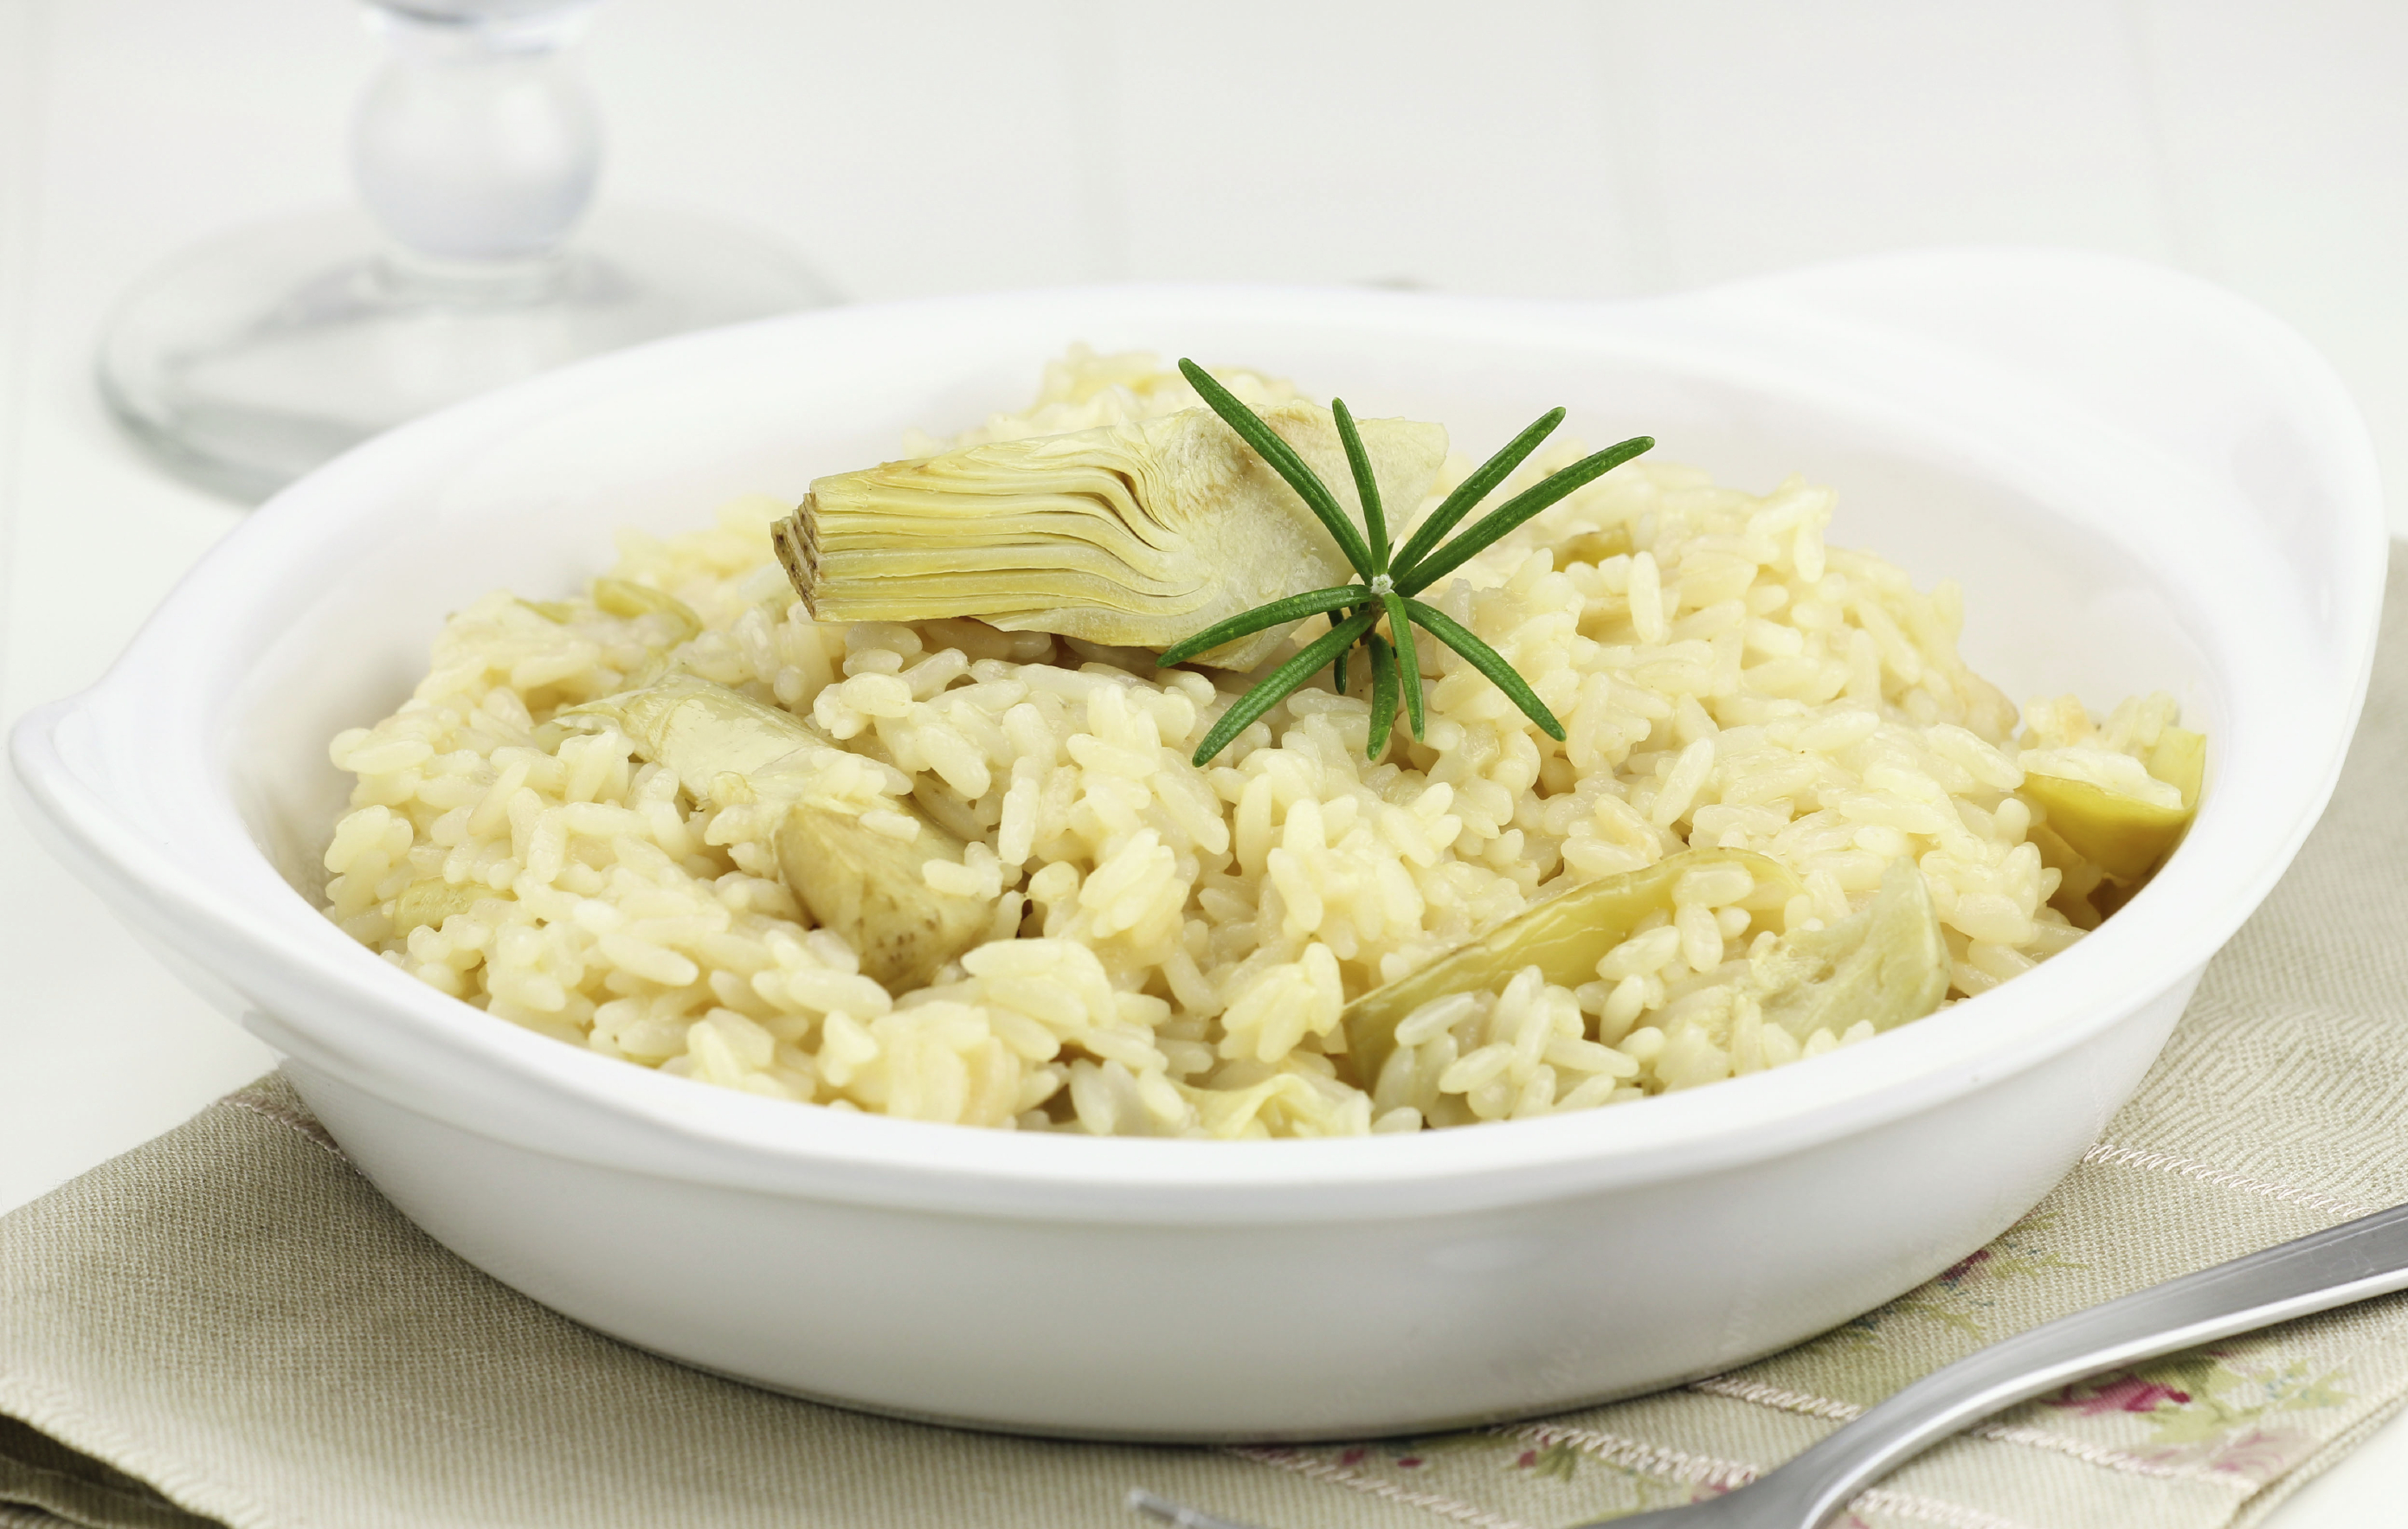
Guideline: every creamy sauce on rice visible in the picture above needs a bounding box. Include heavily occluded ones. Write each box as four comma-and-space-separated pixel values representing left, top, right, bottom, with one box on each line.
320, 350, 2185, 1137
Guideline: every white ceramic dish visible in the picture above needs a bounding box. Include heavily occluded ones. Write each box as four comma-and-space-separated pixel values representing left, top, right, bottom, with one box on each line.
12, 249, 2385, 1441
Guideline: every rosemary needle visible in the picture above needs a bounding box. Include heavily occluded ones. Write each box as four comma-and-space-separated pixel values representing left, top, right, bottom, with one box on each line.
1170, 358, 1650, 763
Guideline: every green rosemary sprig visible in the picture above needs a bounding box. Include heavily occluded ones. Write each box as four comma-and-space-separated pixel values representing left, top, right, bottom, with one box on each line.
1163, 358, 1653, 764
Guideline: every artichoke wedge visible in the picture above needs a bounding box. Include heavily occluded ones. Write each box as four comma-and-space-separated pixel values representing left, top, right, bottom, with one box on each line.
1746, 856, 1950, 1044
563, 673, 993, 991
775, 402, 1449, 669
2020, 726, 2205, 885
1338, 849, 1801, 1088
1338, 850, 1950, 1088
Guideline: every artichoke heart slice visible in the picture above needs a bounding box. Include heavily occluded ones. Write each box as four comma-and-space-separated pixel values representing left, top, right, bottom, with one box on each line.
776, 402, 1449, 669
1745, 856, 1950, 1044
771, 808, 992, 998
561, 673, 993, 992
1338, 850, 1950, 1089
2019, 725, 2205, 884
1338, 849, 1801, 1089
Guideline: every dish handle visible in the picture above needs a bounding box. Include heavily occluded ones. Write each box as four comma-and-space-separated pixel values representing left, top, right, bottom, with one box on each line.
11, 692, 236, 987
13, 696, 170, 883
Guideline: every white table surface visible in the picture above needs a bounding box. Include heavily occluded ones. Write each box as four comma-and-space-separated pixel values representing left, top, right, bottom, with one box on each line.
3, 1, 2404, 1521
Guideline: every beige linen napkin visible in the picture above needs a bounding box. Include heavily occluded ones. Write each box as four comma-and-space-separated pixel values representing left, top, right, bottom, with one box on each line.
5, 543, 2405, 1529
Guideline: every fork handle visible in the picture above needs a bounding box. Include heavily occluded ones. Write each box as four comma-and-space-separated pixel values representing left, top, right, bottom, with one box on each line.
1767, 1198, 2408, 1526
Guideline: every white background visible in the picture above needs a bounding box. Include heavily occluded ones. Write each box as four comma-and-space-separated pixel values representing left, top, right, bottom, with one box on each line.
3, 0, 2404, 1519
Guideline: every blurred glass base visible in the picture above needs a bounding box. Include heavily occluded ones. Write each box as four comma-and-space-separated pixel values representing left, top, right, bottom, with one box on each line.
97, 208, 839, 503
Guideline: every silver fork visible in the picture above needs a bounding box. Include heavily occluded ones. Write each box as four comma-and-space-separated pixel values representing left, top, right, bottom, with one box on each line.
1130, 1198, 2408, 1529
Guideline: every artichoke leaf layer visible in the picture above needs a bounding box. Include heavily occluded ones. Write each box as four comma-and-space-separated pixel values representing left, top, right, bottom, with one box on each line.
563, 673, 994, 992
1337, 849, 1801, 1088
2020, 725, 2205, 884
783, 402, 1449, 669
1338, 849, 1949, 1090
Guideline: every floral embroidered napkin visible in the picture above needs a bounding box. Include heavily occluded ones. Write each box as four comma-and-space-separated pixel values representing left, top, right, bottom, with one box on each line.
2, 543, 2403, 1529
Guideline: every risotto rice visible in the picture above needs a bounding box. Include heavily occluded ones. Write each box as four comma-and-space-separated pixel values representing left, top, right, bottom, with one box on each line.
320, 349, 2187, 1138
